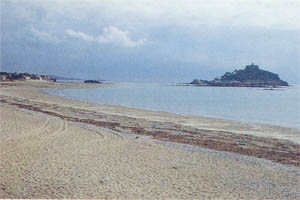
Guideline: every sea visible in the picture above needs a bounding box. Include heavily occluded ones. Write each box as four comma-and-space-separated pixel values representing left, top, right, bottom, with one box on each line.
46, 83, 300, 129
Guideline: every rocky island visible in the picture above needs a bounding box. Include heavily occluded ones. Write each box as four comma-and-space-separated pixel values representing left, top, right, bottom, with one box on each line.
191, 63, 289, 87
84, 80, 102, 84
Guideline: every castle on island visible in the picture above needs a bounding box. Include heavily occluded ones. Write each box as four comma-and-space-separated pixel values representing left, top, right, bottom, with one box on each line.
190, 63, 288, 87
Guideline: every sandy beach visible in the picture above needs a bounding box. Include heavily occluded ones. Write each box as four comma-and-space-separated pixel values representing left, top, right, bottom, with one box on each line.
0, 81, 299, 199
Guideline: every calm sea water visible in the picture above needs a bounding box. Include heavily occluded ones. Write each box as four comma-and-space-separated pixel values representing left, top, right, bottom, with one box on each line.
47, 84, 300, 128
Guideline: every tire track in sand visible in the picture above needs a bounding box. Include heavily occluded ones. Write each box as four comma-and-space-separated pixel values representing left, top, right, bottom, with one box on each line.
43, 119, 67, 139
93, 126, 124, 141
81, 127, 105, 139
2, 118, 67, 155
0, 118, 51, 155
28, 118, 51, 136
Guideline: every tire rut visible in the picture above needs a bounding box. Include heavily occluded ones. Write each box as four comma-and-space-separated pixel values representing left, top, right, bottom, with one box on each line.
44, 119, 67, 139
1, 118, 51, 155
81, 127, 105, 139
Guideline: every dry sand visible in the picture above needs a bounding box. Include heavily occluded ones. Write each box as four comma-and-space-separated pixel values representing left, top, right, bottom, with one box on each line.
0, 81, 299, 199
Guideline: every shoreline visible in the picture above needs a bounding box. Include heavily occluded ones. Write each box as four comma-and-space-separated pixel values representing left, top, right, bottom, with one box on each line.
176, 82, 295, 88
1, 81, 299, 165
46, 82, 300, 130
17, 81, 300, 141
1, 81, 299, 199
46, 88, 299, 129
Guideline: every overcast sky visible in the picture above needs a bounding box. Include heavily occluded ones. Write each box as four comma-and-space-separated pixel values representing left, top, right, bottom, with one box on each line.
1, 0, 299, 83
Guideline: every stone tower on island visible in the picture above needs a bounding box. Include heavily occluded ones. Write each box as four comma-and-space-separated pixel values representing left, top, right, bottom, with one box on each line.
245, 63, 259, 71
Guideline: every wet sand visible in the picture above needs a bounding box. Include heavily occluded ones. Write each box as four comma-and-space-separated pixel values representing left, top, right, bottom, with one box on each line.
0, 81, 299, 199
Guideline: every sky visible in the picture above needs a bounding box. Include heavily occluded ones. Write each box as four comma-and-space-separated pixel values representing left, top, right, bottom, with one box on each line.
1, 0, 299, 83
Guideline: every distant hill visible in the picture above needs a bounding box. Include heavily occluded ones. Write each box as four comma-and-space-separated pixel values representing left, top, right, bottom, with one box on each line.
47, 75, 82, 81
48, 75, 108, 82
190, 63, 288, 87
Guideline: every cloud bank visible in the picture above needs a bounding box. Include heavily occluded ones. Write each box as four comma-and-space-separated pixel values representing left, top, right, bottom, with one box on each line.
66, 26, 145, 47
2, 0, 299, 83
9, 0, 299, 30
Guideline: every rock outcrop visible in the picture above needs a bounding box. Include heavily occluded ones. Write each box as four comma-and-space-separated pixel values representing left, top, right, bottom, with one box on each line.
84, 80, 102, 84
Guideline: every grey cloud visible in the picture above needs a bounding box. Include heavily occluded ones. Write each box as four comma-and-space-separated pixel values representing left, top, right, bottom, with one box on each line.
31, 26, 61, 43
66, 26, 145, 47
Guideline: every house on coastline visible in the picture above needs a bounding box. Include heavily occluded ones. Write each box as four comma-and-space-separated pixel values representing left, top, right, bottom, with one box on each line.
0, 74, 8, 81
0, 72, 56, 82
